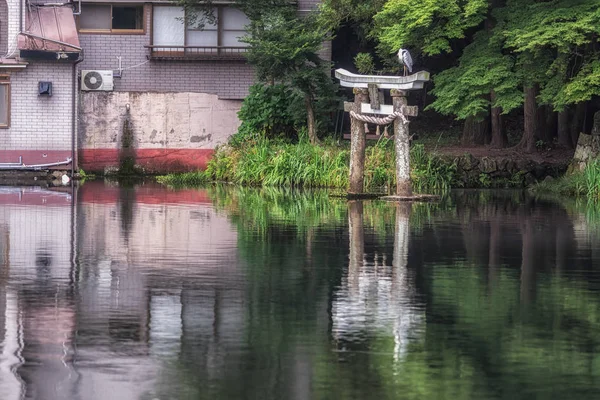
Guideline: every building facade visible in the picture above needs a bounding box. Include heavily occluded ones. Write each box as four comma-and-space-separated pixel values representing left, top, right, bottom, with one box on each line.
1, 0, 78, 170
1, 0, 328, 173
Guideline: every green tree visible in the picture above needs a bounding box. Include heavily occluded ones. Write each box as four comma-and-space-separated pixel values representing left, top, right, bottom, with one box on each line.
178, 0, 337, 144
242, 10, 337, 144
373, 0, 600, 150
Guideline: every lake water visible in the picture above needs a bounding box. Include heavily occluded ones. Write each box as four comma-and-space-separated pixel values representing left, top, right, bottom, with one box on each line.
0, 181, 599, 399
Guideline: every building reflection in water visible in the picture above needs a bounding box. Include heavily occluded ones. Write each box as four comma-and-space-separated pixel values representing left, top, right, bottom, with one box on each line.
0, 187, 75, 399
0, 183, 241, 400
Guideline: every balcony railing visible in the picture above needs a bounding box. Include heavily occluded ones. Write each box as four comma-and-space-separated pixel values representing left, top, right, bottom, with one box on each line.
145, 45, 248, 61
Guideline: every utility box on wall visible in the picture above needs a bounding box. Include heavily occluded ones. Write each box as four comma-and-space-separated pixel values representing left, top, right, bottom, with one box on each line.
38, 81, 52, 96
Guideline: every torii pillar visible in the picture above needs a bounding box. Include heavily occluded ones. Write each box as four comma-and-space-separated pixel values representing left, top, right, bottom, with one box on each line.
392, 89, 411, 196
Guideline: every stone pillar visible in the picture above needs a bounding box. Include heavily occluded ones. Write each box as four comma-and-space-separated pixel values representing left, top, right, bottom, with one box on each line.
392, 89, 412, 196
349, 88, 369, 195
348, 200, 364, 296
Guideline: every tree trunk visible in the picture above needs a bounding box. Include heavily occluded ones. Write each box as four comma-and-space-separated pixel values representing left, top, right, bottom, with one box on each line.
571, 102, 586, 148
462, 114, 489, 146
518, 85, 537, 153
520, 217, 535, 307
489, 91, 507, 148
545, 107, 557, 142
305, 94, 319, 145
557, 108, 571, 148
536, 105, 549, 143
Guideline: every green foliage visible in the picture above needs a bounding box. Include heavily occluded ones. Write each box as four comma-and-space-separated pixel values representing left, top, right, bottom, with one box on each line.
428, 31, 522, 118
156, 170, 209, 187
585, 159, 600, 200
555, 59, 600, 107
241, 10, 339, 141
77, 169, 96, 183
371, 0, 600, 120
242, 10, 327, 83
531, 171, 587, 198
478, 173, 491, 188
410, 144, 457, 192
318, 0, 386, 38
499, 0, 600, 53
373, 0, 488, 56
234, 84, 303, 144
354, 52, 375, 74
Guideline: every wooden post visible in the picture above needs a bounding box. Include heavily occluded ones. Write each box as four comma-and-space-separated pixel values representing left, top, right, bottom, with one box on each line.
391, 89, 412, 196
349, 88, 369, 195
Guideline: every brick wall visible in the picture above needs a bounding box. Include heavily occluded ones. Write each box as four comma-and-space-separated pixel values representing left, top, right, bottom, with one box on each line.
78, 4, 255, 100
4, 62, 73, 151
0, 0, 8, 56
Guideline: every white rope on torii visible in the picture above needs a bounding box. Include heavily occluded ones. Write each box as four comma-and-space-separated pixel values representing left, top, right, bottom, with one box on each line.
350, 110, 410, 126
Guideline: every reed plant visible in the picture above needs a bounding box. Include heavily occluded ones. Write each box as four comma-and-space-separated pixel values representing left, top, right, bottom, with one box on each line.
584, 159, 600, 200
157, 138, 456, 193
531, 161, 600, 199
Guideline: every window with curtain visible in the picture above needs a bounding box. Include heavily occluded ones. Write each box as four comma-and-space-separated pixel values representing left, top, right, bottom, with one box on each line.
152, 5, 249, 56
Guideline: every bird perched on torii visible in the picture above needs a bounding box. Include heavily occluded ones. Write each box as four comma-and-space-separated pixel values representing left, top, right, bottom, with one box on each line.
398, 48, 413, 76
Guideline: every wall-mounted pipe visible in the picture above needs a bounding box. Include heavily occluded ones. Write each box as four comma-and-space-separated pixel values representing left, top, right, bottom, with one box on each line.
0, 158, 73, 170
72, 52, 85, 177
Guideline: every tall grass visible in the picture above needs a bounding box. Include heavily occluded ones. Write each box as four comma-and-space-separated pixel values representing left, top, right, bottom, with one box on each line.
585, 159, 600, 200
532, 160, 600, 200
157, 138, 456, 193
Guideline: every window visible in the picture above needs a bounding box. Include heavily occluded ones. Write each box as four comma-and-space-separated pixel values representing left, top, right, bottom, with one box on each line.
79, 4, 144, 33
0, 76, 9, 129
151, 6, 249, 58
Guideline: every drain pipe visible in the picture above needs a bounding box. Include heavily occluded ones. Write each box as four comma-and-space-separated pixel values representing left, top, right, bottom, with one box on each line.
72, 51, 84, 177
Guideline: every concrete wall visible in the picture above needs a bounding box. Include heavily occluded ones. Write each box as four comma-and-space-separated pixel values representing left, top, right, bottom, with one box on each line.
78, 91, 241, 172
1, 62, 74, 165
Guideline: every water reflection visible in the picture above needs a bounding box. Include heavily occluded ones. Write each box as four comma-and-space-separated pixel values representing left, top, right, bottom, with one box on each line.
333, 201, 424, 360
0, 184, 598, 399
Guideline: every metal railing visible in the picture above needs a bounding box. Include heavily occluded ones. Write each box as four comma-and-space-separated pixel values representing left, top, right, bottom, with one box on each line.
145, 45, 248, 60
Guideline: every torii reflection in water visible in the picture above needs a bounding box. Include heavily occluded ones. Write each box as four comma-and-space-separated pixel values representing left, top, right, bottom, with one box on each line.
331, 200, 424, 361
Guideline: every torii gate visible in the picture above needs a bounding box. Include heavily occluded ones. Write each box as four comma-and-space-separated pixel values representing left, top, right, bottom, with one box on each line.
335, 69, 430, 198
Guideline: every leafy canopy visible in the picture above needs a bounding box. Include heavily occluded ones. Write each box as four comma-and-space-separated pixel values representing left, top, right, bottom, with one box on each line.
373, 0, 488, 56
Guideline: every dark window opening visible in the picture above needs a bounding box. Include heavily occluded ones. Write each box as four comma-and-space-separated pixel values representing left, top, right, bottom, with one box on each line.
79, 3, 144, 33
112, 6, 143, 30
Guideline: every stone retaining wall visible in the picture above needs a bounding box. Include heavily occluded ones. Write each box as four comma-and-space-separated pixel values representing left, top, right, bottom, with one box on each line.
446, 154, 568, 188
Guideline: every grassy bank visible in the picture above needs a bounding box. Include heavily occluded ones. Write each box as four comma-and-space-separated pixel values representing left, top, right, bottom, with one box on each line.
531, 160, 600, 200
157, 138, 456, 193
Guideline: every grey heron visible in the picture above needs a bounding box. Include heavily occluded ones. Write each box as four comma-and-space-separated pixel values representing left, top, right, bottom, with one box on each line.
398, 49, 413, 76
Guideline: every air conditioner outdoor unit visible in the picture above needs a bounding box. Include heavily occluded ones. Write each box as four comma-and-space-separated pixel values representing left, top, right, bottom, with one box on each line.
81, 70, 114, 91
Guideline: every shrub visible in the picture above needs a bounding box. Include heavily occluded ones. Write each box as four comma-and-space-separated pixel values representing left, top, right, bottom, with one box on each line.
354, 53, 375, 74
233, 84, 303, 146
